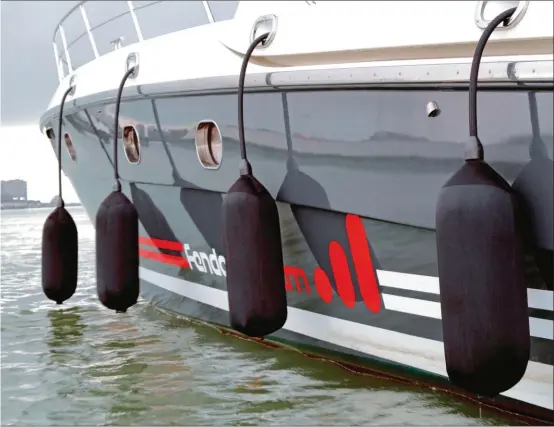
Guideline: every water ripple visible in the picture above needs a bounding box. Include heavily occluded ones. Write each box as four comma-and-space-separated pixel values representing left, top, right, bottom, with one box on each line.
1, 207, 523, 425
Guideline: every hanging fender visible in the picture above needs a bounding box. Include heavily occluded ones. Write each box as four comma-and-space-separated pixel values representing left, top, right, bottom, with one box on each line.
222, 20, 288, 339
95, 53, 141, 314
435, 7, 531, 398
41, 76, 79, 306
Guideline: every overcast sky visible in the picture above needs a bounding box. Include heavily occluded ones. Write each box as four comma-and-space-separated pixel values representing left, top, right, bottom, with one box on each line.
1, 1, 238, 126
1, 1, 78, 126
1, 1, 79, 202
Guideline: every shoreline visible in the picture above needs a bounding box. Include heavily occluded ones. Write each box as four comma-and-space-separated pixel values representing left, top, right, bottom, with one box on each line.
1, 202, 82, 211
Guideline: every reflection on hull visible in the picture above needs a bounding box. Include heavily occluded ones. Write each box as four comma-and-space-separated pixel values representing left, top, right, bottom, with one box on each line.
41, 86, 554, 422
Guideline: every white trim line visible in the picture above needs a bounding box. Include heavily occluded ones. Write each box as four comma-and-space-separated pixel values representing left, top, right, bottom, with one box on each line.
382, 294, 442, 318
382, 293, 553, 340
139, 267, 553, 411
376, 270, 553, 312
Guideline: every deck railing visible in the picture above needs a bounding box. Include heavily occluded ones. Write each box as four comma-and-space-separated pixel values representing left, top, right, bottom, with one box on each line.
52, 0, 231, 82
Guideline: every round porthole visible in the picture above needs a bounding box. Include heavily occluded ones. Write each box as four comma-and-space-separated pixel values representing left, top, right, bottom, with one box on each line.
123, 125, 141, 164
64, 133, 77, 162
195, 120, 222, 169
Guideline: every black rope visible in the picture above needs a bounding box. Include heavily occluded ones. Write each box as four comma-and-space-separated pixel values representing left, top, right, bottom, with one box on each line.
113, 67, 136, 191
467, 7, 516, 159
238, 32, 269, 176
56, 86, 75, 208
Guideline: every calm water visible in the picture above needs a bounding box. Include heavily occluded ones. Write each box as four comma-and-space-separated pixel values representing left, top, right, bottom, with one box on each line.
1, 207, 525, 425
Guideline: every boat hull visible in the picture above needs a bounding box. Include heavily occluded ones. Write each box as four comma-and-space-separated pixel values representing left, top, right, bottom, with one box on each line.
40, 84, 554, 423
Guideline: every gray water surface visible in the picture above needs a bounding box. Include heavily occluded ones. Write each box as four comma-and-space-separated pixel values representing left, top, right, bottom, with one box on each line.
0, 207, 525, 425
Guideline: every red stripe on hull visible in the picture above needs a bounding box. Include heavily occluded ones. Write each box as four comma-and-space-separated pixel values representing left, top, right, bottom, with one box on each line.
139, 236, 184, 252
139, 248, 190, 268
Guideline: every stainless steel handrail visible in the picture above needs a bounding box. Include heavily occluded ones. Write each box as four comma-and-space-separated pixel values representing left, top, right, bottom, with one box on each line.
52, 0, 217, 82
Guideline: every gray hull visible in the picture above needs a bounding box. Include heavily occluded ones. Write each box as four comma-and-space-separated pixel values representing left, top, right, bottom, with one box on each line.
40, 83, 554, 422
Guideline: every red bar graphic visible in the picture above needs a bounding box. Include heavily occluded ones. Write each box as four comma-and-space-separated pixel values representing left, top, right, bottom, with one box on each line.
345, 214, 381, 313
328, 241, 356, 307
139, 237, 184, 252
139, 248, 190, 268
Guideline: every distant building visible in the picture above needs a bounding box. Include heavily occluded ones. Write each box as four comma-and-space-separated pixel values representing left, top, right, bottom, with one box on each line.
1, 179, 28, 202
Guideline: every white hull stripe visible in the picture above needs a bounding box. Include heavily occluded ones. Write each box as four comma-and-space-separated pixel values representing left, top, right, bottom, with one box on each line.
381, 294, 553, 340
139, 267, 553, 411
376, 270, 553, 312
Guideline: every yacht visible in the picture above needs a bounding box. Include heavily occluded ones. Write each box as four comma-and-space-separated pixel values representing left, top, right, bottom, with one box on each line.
39, 1, 553, 422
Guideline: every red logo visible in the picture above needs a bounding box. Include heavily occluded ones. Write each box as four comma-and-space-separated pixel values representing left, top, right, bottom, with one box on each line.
281, 214, 381, 313
312, 214, 381, 312
138, 214, 381, 313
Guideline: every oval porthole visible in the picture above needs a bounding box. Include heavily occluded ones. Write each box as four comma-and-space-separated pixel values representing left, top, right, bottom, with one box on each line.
64, 133, 77, 162
45, 128, 55, 140
195, 120, 222, 169
123, 125, 141, 164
